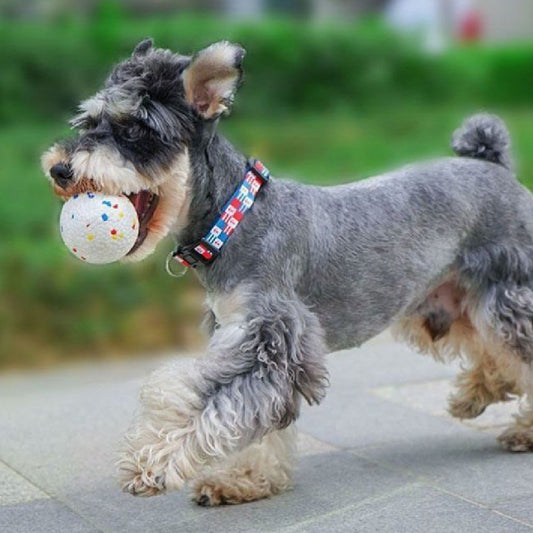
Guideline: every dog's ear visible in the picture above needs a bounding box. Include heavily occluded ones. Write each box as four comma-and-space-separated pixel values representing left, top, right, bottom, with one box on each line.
132, 38, 154, 58
183, 41, 245, 120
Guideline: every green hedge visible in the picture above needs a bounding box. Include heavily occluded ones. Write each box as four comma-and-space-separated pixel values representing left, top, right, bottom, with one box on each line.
2, 12, 533, 125
3, 10, 533, 368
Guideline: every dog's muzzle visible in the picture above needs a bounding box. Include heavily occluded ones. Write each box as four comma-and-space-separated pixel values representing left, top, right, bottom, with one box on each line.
50, 163, 73, 189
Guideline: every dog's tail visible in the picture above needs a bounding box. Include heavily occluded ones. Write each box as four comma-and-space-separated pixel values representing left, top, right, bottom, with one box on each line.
451, 113, 512, 169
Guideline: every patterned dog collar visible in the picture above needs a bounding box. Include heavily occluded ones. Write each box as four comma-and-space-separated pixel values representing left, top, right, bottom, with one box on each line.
169, 158, 270, 271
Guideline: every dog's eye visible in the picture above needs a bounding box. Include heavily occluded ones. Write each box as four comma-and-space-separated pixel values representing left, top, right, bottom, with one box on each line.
125, 123, 144, 141
85, 117, 99, 130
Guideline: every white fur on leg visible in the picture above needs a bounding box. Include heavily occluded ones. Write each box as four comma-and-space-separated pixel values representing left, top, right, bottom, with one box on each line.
116, 290, 323, 498
192, 425, 296, 506
117, 298, 252, 497
117, 358, 209, 496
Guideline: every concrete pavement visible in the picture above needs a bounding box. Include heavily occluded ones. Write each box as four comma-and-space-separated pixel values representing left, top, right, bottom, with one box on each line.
2, 332, 533, 532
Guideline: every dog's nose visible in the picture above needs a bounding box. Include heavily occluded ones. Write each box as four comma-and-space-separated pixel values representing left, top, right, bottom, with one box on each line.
50, 163, 73, 189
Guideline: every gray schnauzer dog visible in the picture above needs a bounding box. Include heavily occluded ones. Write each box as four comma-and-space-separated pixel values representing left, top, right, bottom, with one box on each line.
42, 38, 533, 505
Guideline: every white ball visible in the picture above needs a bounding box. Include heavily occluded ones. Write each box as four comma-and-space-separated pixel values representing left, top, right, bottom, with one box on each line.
60, 192, 139, 264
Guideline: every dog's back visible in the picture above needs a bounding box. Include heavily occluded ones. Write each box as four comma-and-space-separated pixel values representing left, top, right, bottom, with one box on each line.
277, 116, 533, 351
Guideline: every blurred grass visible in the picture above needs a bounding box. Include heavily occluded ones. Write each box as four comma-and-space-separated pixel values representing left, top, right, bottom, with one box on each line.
3, 13, 533, 124
2, 10, 533, 368
2, 105, 533, 369
224, 106, 533, 187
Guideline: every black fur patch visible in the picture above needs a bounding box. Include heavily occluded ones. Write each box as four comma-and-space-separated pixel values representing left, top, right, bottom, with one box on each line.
72, 45, 197, 180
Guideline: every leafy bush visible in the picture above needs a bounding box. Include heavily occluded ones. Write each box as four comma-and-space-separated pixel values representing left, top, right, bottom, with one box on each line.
3, 11, 533, 368
2, 13, 533, 125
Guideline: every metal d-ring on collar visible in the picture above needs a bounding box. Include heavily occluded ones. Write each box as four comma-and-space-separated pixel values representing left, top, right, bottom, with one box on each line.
165, 158, 270, 277
165, 250, 188, 278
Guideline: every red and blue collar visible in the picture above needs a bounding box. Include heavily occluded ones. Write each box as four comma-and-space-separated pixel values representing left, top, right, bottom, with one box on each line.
168, 158, 270, 271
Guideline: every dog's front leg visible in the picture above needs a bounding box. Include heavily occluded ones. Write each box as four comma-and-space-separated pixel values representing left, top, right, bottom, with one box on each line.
117, 293, 329, 496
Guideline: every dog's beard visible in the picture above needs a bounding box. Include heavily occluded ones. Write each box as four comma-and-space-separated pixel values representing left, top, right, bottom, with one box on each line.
42, 144, 191, 261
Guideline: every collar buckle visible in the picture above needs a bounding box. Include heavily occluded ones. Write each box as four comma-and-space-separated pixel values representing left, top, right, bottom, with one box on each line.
174, 238, 219, 268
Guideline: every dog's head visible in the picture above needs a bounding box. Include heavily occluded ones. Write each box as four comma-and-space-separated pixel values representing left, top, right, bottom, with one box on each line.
41, 38, 245, 261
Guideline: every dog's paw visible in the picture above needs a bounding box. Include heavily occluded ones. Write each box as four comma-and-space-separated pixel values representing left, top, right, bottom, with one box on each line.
122, 471, 166, 497
447, 395, 487, 419
192, 466, 291, 507
498, 426, 533, 452
193, 479, 233, 507
192, 476, 263, 507
117, 451, 186, 497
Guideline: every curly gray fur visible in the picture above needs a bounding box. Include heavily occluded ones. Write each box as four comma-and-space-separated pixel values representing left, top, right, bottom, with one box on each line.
458, 244, 533, 362
198, 293, 329, 442
458, 243, 533, 287
452, 113, 512, 169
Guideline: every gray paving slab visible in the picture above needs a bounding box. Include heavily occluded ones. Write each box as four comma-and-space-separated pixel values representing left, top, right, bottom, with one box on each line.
496, 495, 533, 526
325, 336, 458, 389
350, 421, 533, 506
0, 378, 139, 493
281, 484, 533, 533
297, 376, 474, 449
122, 452, 412, 533
373, 377, 521, 431
0, 461, 49, 506
296, 338, 467, 449
0, 499, 99, 533
1, 331, 533, 532
0, 352, 177, 397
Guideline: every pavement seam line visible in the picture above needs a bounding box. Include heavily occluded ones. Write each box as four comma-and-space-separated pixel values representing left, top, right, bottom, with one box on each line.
428, 483, 533, 530
0, 457, 54, 500
346, 447, 533, 529
0, 457, 106, 533
491, 509, 533, 530
296, 430, 341, 453
281, 480, 533, 533
278, 482, 421, 533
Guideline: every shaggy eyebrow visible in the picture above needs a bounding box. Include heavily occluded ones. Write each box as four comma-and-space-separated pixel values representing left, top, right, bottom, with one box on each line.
69, 112, 97, 129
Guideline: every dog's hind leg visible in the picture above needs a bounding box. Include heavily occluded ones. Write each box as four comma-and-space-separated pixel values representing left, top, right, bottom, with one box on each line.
393, 277, 520, 420
192, 425, 296, 506
448, 348, 520, 420
475, 284, 533, 450
458, 244, 533, 449
498, 369, 533, 451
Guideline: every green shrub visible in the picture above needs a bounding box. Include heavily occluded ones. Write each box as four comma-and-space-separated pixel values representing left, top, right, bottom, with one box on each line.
2, 13, 533, 125
3, 11, 533, 368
